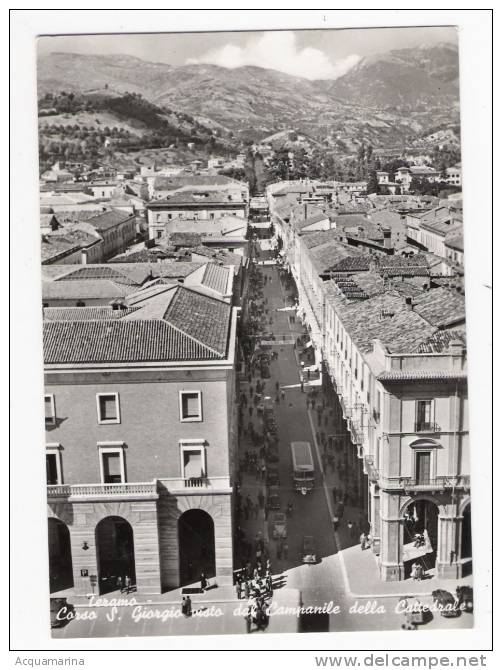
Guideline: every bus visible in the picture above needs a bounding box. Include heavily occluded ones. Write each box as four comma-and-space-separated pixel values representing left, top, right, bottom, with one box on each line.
291, 441, 315, 494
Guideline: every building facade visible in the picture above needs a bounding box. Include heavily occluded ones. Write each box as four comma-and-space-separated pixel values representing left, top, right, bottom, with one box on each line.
268, 182, 470, 582
45, 285, 237, 595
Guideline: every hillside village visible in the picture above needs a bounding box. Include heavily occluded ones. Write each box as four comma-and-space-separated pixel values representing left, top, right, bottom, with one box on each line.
39, 41, 471, 638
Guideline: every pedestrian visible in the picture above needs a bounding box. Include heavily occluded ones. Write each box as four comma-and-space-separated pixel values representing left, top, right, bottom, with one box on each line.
200, 572, 208, 592
275, 380, 280, 392
124, 574, 131, 594
116, 575, 123, 593
281, 389, 286, 401
347, 520, 356, 540
186, 595, 192, 617
283, 542, 289, 559
360, 532, 367, 551
332, 515, 339, 532
300, 381, 304, 393
182, 596, 188, 616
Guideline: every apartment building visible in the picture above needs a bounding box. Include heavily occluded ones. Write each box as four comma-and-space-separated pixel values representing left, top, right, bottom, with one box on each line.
268, 182, 470, 582
45, 283, 238, 596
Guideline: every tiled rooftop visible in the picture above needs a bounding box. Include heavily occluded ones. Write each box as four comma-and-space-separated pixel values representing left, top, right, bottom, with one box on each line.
301, 229, 342, 249
42, 279, 131, 301
376, 370, 467, 382
150, 191, 246, 206
202, 263, 230, 294
310, 240, 362, 274
44, 320, 225, 364
410, 288, 466, 328
43, 306, 139, 321
414, 329, 466, 354
58, 266, 141, 286
43, 284, 232, 364
325, 286, 437, 355
86, 209, 134, 232
165, 287, 231, 355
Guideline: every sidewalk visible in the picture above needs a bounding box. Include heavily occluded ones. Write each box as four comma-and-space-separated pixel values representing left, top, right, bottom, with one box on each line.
52, 586, 302, 638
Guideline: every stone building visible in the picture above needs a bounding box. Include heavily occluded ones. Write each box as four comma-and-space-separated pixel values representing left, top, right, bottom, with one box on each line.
44, 284, 237, 595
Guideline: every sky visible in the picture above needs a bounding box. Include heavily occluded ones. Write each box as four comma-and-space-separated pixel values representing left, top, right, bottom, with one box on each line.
37, 27, 457, 80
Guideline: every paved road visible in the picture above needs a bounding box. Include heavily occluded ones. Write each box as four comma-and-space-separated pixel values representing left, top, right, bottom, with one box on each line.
243, 262, 473, 634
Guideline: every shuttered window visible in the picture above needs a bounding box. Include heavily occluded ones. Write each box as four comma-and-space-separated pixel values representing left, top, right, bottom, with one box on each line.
97, 393, 120, 423
180, 391, 202, 421
45, 395, 55, 423
183, 449, 204, 479
46, 454, 59, 485
102, 453, 123, 483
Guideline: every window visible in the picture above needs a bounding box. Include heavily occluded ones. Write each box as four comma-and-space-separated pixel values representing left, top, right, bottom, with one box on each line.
416, 399, 434, 431
415, 451, 431, 484
179, 390, 202, 422
96, 393, 120, 424
168, 213, 172, 220
46, 446, 62, 485
180, 440, 206, 480
45, 394, 56, 424
157, 230, 163, 239
98, 445, 126, 483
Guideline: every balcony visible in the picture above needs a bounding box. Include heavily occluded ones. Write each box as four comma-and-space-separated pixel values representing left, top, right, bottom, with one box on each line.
339, 396, 352, 419
47, 476, 233, 501
47, 482, 159, 501
414, 421, 441, 433
349, 418, 364, 445
381, 475, 470, 492
364, 456, 379, 483
157, 476, 232, 494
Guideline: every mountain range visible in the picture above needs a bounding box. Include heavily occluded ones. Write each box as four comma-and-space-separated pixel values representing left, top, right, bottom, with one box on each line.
37, 43, 460, 149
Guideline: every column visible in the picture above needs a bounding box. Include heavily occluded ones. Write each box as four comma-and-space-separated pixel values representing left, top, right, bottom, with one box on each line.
370, 484, 381, 555
69, 504, 98, 596
436, 506, 462, 579
378, 492, 404, 581
214, 494, 234, 586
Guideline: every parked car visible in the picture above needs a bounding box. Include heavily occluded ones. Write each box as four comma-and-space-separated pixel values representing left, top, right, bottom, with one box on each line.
301, 535, 319, 564
432, 589, 461, 618
271, 512, 288, 539
456, 585, 473, 613
266, 465, 280, 486
266, 486, 281, 511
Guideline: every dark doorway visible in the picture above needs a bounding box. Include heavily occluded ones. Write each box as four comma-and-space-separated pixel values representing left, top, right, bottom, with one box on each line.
178, 509, 215, 587
461, 503, 472, 575
48, 518, 74, 593
403, 499, 439, 576
95, 516, 136, 595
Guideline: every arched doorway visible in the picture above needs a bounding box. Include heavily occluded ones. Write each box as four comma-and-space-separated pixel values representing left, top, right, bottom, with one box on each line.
48, 518, 74, 593
95, 516, 136, 595
402, 498, 439, 577
461, 503, 472, 575
178, 509, 215, 587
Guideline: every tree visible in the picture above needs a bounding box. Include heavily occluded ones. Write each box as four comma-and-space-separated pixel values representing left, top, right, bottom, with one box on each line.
366, 171, 380, 194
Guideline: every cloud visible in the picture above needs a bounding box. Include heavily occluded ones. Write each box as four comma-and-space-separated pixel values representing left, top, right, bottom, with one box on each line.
187, 32, 360, 80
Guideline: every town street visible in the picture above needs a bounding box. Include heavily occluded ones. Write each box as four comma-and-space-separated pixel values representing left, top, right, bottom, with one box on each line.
234, 258, 473, 633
